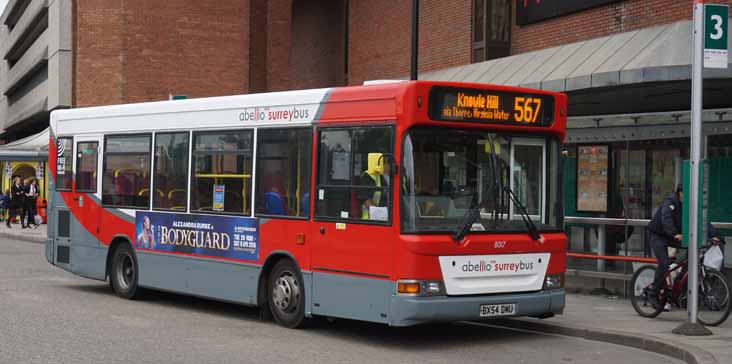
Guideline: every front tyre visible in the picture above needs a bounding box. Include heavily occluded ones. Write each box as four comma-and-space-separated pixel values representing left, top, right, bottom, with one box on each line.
697, 269, 732, 327
110, 244, 141, 300
268, 260, 307, 328
630, 265, 664, 318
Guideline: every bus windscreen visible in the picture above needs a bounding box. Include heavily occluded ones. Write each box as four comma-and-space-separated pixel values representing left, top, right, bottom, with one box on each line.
428, 86, 555, 126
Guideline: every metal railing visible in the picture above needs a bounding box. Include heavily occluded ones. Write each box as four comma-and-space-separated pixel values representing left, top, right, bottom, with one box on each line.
564, 217, 731, 272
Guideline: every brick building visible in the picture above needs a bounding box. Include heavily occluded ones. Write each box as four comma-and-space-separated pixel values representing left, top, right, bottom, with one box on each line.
2, 1, 729, 139
0, 0, 731, 275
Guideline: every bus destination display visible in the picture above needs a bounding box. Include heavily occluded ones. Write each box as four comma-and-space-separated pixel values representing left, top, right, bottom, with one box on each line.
429, 86, 555, 126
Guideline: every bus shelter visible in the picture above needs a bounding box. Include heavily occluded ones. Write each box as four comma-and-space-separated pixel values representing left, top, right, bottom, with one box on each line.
0, 127, 49, 200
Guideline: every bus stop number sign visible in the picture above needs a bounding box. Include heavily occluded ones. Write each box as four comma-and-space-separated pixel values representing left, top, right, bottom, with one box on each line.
704, 4, 728, 69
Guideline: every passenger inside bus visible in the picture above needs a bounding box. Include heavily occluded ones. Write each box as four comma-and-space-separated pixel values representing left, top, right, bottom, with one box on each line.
359, 153, 390, 220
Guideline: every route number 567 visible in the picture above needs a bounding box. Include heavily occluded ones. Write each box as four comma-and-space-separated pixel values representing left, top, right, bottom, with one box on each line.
514, 97, 542, 123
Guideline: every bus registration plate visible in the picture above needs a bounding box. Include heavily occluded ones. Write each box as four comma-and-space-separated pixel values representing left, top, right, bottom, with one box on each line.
479, 303, 515, 317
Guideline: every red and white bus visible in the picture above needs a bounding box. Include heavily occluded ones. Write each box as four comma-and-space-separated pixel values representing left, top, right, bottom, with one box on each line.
47, 81, 567, 328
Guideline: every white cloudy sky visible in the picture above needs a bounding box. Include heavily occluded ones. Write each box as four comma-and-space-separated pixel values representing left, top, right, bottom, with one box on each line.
0, 1, 7, 16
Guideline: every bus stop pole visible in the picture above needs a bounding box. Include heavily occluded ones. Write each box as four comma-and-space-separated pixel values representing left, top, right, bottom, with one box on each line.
673, 0, 712, 336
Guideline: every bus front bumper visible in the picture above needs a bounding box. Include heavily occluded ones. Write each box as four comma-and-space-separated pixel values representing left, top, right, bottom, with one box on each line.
389, 289, 565, 327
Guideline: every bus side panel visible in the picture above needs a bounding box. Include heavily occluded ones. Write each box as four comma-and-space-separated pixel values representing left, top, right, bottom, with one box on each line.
137, 252, 260, 305
47, 130, 58, 265
67, 202, 107, 280
258, 219, 312, 269
70, 244, 108, 281
311, 272, 392, 324
46, 192, 61, 265
48, 191, 70, 268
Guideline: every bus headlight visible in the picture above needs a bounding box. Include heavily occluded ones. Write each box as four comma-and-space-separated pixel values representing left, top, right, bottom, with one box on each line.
543, 273, 565, 290
397, 280, 445, 296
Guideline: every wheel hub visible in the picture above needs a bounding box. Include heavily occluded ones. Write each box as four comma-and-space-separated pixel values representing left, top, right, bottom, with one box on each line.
116, 253, 135, 290
273, 274, 300, 313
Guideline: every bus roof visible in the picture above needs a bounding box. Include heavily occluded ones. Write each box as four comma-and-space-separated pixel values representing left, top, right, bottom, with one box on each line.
51, 81, 566, 139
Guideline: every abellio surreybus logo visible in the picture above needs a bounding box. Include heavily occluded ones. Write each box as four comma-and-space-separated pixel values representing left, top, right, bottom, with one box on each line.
461, 259, 535, 273
238, 105, 313, 123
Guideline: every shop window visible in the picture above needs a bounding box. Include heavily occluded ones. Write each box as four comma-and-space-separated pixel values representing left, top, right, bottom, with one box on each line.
102, 135, 152, 208
472, 0, 511, 62
191, 130, 253, 214
153, 132, 190, 211
255, 128, 312, 218
315, 127, 393, 223
75, 141, 98, 193
56, 138, 73, 191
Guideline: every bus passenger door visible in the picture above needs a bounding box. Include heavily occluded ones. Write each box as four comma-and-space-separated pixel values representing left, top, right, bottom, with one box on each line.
310, 126, 394, 323
68, 136, 105, 278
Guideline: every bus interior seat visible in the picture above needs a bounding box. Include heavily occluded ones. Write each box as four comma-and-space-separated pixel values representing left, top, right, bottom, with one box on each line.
114, 171, 135, 197
301, 193, 309, 215
168, 189, 186, 209
263, 192, 285, 215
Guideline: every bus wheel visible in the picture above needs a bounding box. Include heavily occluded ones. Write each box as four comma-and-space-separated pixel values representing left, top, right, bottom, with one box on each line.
268, 260, 306, 328
110, 244, 140, 300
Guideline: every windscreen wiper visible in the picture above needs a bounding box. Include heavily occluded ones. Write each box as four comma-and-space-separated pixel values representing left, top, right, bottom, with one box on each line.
452, 181, 499, 243
453, 202, 482, 243
453, 134, 501, 243
503, 186, 542, 241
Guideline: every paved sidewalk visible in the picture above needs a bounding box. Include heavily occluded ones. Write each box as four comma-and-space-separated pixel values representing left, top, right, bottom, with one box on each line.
498, 293, 732, 364
0, 220, 46, 243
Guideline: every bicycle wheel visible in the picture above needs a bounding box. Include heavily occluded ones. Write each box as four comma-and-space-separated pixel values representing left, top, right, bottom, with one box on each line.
630, 265, 664, 318
697, 269, 732, 327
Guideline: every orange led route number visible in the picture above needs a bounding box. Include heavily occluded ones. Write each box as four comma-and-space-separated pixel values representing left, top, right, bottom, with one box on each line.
513, 97, 542, 124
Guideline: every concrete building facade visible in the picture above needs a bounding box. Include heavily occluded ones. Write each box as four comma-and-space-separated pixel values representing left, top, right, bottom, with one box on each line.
0, 0, 71, 142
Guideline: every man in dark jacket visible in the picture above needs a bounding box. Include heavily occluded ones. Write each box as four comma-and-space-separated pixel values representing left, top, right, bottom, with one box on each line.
646, 184, 683, 308
7, 176, 24, 228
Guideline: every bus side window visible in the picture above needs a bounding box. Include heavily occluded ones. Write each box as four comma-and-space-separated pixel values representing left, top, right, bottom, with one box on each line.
153, 132, 190, 211
102, 134, 152, 209
75, 141, 99, 193
191, 130, 253, 215
315, 126, 393, 223
254, 128, 312, 218
56, 138, 74, 191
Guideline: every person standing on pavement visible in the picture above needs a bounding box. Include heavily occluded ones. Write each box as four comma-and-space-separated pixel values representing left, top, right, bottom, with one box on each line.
20, 178, 30, 228
23, 178, 39, 228
0, 189, 9, 223
646, 184, 683, 308
7, 176, 24, 228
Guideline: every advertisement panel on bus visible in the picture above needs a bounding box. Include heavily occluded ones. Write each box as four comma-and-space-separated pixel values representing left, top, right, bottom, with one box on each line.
134, 211, 259, 261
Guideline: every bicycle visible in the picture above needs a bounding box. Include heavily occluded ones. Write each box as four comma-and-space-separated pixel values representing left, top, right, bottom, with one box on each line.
630, 242, 731, 326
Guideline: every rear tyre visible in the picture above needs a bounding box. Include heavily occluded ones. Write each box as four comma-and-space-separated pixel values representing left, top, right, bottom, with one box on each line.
630, 265, 664, 318
697, 269, 732, 327
268, 260, 307, 328
110, 244, 141, 300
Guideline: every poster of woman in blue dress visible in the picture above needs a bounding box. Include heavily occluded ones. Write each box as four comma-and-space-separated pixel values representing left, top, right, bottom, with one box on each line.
136, 215, 155, 249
